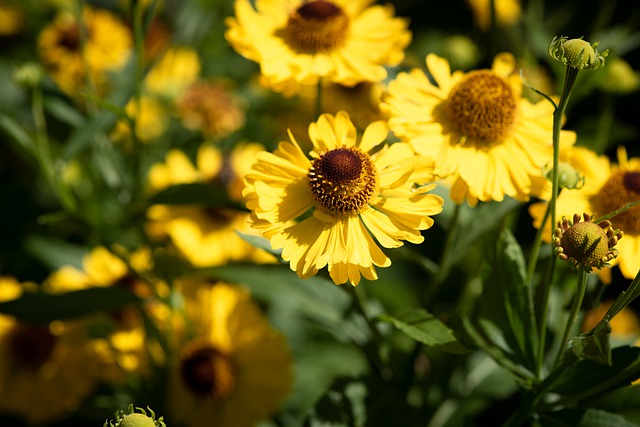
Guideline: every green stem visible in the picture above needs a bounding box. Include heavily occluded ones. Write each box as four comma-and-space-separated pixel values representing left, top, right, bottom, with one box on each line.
344, 285, 393, 381
553, 269, 588, 368
426, 202, 461, 307
527, 203, 551, 284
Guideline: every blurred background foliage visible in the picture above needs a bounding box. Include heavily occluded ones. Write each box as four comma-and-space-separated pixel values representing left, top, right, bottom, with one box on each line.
0, 0, 640, 426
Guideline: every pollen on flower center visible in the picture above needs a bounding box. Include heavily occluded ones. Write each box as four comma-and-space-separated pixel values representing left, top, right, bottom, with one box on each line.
446, 70, 517, 144
180, 342, 236, 398
284, 1, 349, 53
594, 170, 640, 235
308, 147, 378, 215
9, 324, 57, 370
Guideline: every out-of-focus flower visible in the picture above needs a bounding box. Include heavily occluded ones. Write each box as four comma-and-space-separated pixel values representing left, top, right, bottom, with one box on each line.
112, 96, 169, 143
441, 35, 481, 70
0, 277, 101, 425
146, 145, 275, 267
467, 0, 521, 31
243, 111, 443, 285
175, 80, 246, 140
145, 46, 201, 100
225, 0, 411, 96
381, 53, 576, 206
597, 57, 640, 94
530, 146, 640, 279
582, 300, 640, 340
0, 3, 24, 36
167, 283, 292, 427
553, 213, 622, 271
12, 62, 45, 89
37, 6, 132, 96
45, 246, 159, 381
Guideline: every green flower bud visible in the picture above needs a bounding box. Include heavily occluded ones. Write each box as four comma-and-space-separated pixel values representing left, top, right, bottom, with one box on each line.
104, 405, 166, 427
549, 36, 608, 70
553, 213, 622, 271
12, 62, 44, 88
543, 162, 584, 190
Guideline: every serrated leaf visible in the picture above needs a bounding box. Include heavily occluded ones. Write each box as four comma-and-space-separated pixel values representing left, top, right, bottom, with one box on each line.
379, 308, 468, 354
0, 287, 141, 323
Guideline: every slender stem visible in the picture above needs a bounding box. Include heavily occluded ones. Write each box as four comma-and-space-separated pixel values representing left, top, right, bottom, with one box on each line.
553, 269, 588, 368
527, 203, 551, 284
426, 202, 461, 307
535, 255, 556, 378
344, 285, 393, 381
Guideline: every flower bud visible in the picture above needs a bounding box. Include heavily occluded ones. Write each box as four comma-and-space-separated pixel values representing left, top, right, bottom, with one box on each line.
553, 213, 622, 271
549, 36, 608, 70
104, 405, 165, 427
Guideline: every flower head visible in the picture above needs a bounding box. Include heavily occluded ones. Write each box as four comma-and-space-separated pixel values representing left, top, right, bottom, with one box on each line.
549, 36, 608, 70
225, 0, 411, 95
37, 6, 132, 96
381, 52, 576, 206
244, 111, 443, 285
0, 277, 102, 425
553, 213, 622, 271
529, 146, 640, 279
167, 283, 292, 427
105, 405, 165, 427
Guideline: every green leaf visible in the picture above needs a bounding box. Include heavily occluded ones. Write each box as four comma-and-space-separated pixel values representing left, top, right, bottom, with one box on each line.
148, 183, 245, 209
236, 231, 283, 259
379, 308, 468, 354
550, 346, 640, 401
0, 112, 35, 155
22, 234, 87, 270
582, 384, 640, 423
43, 97, 85, 128
0, 287, 141, 323
539, 408, 638, 427
566, 324, 612, 365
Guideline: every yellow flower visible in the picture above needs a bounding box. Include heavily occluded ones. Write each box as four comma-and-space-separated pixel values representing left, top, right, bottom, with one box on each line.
467, 0, 521, 31
243, 111, 443, 286
175, 80, 246, 140
44, 247, 159, 381
530, 146, 640, 280
582, 300, 640, 340
146, 144, 275, 267
144, 46, 201, 100
0, 277, 101, 425
0, 3, 24, 36
381, 53, 577, 206
111, 96, 169, 143
37, 6, 132, 96
225, 0, 411, 96
167, 283, 292, 427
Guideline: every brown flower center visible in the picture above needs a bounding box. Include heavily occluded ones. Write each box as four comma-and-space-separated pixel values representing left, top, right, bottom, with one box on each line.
180, 342, 236, 398
593, 170, 640, 235
446, 70, 518, 144
308, 147, 378, 215
58, 21, 84, 52
9, 324, 56, 370
284, 1, 349, 53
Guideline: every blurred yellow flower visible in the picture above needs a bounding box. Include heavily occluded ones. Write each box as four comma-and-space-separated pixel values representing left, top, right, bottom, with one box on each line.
37, 6, 132, 96
225, 0, 411, 96
597, 57, 640, 94
582, 300, 640, 340
243, 111, 443, 285
530, 146, 640, 280
45, 247, 159, 381
175, 80, 246, 140
467, 0, 521, 31
112, 96, 169, 143
145, 46, 202, 100
167, 283, 292, 427
146, 144, 275, 267
381, 53, 576, 206
0, 277, 101, 425
0, 3, 24, 36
